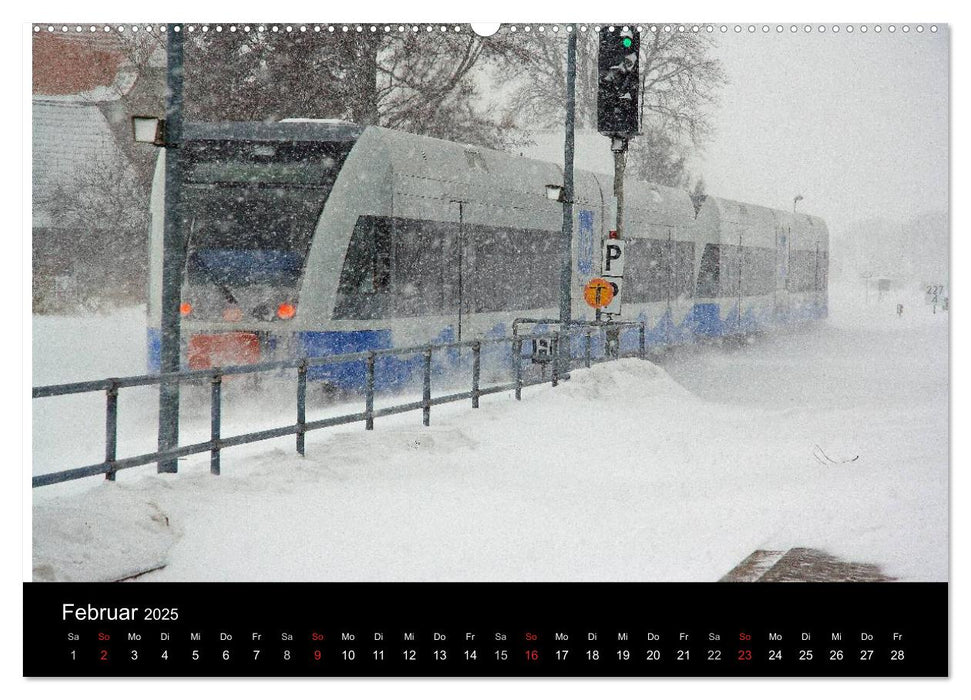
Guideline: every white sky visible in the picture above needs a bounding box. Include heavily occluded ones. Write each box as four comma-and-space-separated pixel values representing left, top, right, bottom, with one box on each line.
697, 27, 949, 234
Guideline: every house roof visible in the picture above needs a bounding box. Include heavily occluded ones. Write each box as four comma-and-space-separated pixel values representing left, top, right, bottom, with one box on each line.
32, 99, 127, 227
32, 33, 127, 97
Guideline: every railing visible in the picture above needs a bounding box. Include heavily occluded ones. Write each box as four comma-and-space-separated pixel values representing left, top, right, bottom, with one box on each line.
31, 321, 653, 488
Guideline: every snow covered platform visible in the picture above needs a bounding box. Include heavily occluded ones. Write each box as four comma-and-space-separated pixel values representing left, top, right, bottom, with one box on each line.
31, 284, 948, 583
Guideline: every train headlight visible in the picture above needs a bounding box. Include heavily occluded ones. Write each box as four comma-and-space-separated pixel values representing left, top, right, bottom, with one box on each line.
277, 303, 296, 320
179, 302, 192, 317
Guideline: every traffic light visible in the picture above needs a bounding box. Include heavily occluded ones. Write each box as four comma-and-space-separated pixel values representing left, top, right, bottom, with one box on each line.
597, 27, 640, 136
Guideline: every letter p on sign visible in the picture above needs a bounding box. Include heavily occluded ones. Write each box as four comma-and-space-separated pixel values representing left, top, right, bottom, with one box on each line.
603, 241, 625, 276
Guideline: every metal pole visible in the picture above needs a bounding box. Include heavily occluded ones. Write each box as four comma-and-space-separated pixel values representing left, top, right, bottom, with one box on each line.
210, 373, 221, 475
453, 200, 465, 343
296, 360, 307, 456
157, 24, 185, 474
558, 30, 577, 380
472, 341, 481, 408
105, 381, 118, 481
514, 337, 523, 401
365, 352, 375, 430
612, 139, 628, 239
551, 333, 560, 387
422, 349, 432, 426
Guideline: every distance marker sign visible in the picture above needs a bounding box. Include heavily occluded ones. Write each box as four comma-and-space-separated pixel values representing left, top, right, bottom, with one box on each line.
584, 278, 615, 308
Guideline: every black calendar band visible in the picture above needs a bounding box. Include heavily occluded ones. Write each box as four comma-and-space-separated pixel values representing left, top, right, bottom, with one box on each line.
23, 582, 948, 677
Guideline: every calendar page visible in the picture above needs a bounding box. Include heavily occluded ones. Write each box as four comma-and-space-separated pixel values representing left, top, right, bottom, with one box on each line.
25, 15, 949, 679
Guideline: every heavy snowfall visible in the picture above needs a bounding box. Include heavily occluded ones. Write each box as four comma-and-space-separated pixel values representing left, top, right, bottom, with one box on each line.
30, 278, 948, 583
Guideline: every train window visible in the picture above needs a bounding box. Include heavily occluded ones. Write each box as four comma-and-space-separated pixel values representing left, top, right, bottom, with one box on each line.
333, 216, 394, 319
394, 218, 449, 316
183, 139, 355, 293
741, 246, 775, 296
184, 140, 350, 187
696, 244, 720, 298
624, 238, 696, 304
624, 238, 669, 304
720, 244, 742, 297
471, 227, 559, 313
337, 216, 392, 295
788, 250, 817, 292
335, 216, 560, 319
184, 187, 321, 289
695, 244, 774, 298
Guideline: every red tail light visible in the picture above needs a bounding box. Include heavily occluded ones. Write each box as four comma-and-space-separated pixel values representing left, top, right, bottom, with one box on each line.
180, 302, 192, 317
277, 302, 296, 320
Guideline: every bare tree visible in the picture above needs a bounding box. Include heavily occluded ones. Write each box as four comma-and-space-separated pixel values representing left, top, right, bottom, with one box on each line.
37, 155, 150, 311
183, 30, 525, 149
494, 28, 727, 187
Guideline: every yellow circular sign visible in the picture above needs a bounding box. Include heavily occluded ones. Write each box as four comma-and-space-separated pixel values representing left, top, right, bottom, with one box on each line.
584, 278, 615, 309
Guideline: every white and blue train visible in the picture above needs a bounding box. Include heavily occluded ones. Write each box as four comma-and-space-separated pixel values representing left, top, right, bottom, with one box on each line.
147, 120, 829, 389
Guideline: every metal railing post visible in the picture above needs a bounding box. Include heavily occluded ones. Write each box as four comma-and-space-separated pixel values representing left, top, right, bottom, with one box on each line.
514, 337, 523, 400
640, 321, 647, 360
472, 341, 481, 408
296, 359, 307, 456
105, 380, 118, 481
210, 372, 222, 475
365, 352, 375, 430
585, 329, 592, 368
422, 348, 432, 426
551, 333, 560, 387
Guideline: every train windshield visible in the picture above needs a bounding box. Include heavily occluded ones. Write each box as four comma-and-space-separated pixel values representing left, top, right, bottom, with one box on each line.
182, 140, 354, 290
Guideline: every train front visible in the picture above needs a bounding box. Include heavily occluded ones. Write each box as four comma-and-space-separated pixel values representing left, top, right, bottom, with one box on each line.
146, 121, 363, 373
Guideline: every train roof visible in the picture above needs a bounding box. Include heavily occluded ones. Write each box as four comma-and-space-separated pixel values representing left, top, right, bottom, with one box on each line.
624, 180, 697, 231
697, 195, 828, 244
365, 125, 606, 216
180, 122, 827, 239
369, 125, 561, 183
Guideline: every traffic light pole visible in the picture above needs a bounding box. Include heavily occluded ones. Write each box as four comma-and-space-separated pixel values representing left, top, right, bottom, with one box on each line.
611, 136, 628, 239
157, 25, 185, 473
597, 27, 638, 328
557, 29, 577, 380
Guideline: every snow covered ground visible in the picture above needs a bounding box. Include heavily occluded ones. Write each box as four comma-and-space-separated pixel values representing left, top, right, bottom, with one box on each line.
29, 281, 948, 582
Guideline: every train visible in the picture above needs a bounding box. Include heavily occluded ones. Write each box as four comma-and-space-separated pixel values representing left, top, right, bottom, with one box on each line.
147, 119, 829, 389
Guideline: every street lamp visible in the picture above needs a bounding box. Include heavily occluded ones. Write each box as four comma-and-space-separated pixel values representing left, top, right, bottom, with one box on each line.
546, 184, 568, 203
132, 116, 166, 146
793, 194, 804, 212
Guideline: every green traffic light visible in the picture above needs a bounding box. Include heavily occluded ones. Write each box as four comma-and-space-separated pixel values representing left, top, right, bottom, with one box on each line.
622, 37, 632, 48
